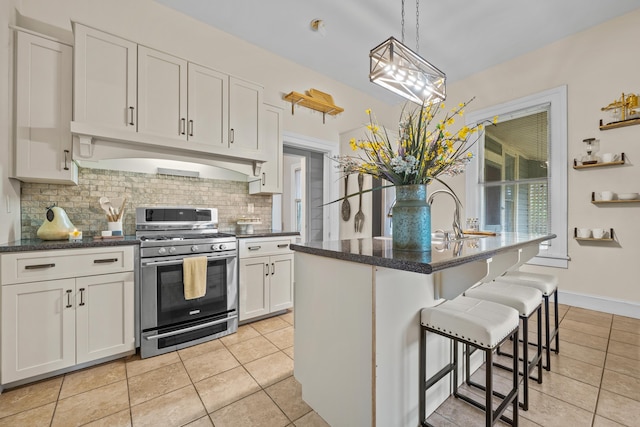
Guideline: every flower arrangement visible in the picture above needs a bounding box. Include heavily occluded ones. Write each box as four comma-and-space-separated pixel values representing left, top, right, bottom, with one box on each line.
336, 98, 495, 189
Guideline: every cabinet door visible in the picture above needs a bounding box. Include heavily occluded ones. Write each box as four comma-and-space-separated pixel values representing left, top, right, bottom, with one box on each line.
138, 46, 188, 139
229, 76, 263, 155
239, 256, 270, 321
187, 63, 228, 146
73, 24, 137, 132
76, 272, 135, 364
15, 31, 76, 185
1, 279, 76, 383
269, 254, 294, 312
249, 104, 283, 194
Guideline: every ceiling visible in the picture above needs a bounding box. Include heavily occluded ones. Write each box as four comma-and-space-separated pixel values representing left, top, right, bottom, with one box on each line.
154, 0, 640, 105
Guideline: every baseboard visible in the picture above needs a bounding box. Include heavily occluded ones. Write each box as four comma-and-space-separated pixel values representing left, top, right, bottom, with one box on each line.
555, 290, 640, 319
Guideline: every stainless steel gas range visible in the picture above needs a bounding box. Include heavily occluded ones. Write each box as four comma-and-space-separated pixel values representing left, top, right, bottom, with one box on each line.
136, 207, 238, 358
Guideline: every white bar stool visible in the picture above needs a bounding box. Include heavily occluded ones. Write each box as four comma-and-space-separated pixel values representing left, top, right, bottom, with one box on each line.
495, 271, 559, 370
419, 296, 520, 427
465, 282, 543, 411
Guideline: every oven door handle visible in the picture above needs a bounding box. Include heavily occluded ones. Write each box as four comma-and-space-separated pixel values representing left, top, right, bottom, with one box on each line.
141, 254, 236, 267
144, 314, 238, 340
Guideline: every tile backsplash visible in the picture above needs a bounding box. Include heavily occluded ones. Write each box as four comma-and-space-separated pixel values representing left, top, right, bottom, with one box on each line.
20, 168, 272, 238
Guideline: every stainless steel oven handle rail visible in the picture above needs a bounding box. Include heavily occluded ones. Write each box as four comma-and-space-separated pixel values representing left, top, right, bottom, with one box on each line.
144, 314, 238, 340
141, 253, 236, 267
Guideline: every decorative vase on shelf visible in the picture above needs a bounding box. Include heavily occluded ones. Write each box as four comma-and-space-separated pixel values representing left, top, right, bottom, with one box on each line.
392, 184, 431, 252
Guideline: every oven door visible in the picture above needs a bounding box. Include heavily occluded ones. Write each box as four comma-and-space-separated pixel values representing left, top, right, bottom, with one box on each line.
140, 252, 238, 357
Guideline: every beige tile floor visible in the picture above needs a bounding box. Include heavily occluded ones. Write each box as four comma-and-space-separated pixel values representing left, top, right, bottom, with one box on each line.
0, 305, 638, 426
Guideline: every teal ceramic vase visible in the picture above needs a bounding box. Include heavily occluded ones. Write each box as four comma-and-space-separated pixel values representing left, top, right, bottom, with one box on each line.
392, 184, 431, 252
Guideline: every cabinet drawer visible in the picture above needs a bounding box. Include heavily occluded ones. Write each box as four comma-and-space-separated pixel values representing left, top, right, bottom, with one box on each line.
1, 246, 135, 285
239, 237, 295, 258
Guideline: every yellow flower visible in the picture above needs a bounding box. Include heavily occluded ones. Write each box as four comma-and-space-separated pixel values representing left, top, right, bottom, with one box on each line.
365, 109, 372, 115
446, 117, 455, 126
492, 116, 499, 124
349, 138, 357, 151
458, 126, 470, 139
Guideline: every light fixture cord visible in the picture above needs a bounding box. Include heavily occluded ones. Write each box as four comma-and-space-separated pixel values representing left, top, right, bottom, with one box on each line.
416, 0, 419, 52
401, 0, 405, 44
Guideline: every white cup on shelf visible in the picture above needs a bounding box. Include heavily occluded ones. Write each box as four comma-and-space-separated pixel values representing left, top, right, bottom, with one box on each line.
592, 228, 607, 239
576, 228, 591, 238
601, 191, 615, 201
602, 153, 618, 163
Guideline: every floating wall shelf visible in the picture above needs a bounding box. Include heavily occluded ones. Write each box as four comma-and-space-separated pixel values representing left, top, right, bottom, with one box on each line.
591, 191, 640, 204
283, 88, 344, 124
599, 117, 640, 130
573, 153, 626, 169
573, 228, 615, 242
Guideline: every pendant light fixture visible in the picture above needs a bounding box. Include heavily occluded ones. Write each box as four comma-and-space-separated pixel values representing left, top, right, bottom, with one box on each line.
369, 0, 446, 104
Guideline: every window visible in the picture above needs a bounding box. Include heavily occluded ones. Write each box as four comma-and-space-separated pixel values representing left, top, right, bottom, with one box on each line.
465, 86, 568, 268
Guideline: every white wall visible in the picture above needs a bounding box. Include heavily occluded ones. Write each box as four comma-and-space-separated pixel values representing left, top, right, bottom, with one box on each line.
433, 10, 640, 307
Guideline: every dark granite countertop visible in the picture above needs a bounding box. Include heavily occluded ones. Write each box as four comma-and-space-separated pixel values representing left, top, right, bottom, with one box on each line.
0, 236, 140, 253
290, 232, 556, 274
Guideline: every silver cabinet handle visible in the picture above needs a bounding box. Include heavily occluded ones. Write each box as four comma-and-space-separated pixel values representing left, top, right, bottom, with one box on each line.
264, 263, 269, 276
94, 258, 118, 264
271, 262, 275, 275
66, 289, 72, 308
248, 246, 261, 251
145, 315, 238, 340
25, 263, 55, 270
79, 288, 85, 306
230, 128, 234, 144
277, 244, 289, 249
180, 118, 186, 135
189, 119, 194, 136
129, 106, 135, 126
63, 150, 70, 171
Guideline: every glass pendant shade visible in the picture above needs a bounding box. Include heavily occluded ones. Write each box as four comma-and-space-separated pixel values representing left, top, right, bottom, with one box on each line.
369, 36, 446, 105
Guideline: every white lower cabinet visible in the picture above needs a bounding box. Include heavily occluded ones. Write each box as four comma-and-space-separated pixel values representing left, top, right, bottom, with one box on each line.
1, 247, 135, 385
238, 237, 295, 322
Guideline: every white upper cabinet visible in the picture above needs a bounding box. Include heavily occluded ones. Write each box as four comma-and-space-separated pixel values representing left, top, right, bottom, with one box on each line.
14, 30, 77, 185
138, 46, 188, 139
250, 103, 283, 194
188, 63, 229, 147
229, 76, 263, 155
73, 23, 137, 132
72, 24, 266, 163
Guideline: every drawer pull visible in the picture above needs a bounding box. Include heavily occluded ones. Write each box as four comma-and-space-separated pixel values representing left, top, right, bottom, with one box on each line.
94, 258, 119, 264
264, 263, 269, 276
248, 246, 261, 251
25, 263, 56, 270
271, 262, 275, 275
66, 289, 72, 308
79, 288, 86, 306
277, 244, 289, 248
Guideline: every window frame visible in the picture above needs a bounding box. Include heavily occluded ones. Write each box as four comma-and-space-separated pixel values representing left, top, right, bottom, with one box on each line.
465, 85, 568, 268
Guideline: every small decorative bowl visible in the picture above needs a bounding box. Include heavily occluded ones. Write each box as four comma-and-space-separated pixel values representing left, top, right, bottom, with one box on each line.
617, 192, 638, 200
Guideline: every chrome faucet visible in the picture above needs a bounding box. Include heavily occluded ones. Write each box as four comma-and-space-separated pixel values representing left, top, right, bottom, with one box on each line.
427, 189, 464, 240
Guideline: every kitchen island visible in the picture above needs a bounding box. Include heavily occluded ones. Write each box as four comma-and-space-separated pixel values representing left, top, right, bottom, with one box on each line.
290, 232, 555, 427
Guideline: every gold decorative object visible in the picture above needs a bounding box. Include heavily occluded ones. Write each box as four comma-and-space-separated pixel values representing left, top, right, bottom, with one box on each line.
283, 88, 344, 124
601, 92, 639, 124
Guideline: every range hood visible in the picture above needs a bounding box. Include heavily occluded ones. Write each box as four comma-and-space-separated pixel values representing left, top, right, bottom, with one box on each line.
71, 121, 266, 178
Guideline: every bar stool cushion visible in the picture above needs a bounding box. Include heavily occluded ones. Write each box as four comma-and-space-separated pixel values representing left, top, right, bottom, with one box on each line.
495, 272, 558, 296
421, 296, 519, 349
465, 282, 543, 317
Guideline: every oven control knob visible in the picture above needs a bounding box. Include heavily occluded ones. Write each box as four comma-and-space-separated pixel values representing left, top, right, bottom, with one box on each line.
169, 247, 177, 254
210, 244, 218, 251
158, 247, 167, 255
191, 245, 199, 252
219, 244, 226, 250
